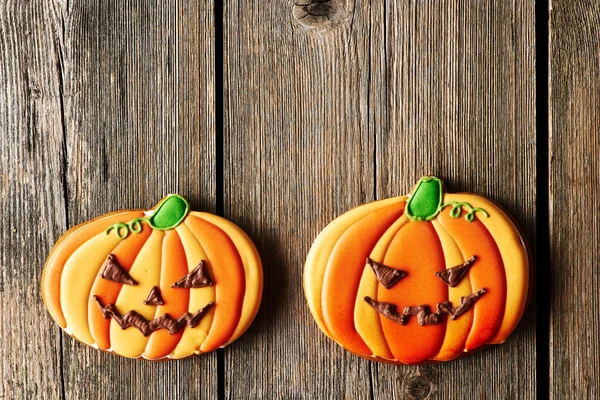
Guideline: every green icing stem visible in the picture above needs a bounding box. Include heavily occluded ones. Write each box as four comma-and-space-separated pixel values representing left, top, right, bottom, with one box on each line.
105, 194, 190, 239
405, 177, 444, 221
405, 177, 489, 223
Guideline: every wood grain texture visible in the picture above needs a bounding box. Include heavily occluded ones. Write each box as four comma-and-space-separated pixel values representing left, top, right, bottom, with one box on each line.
59, 0, 217, 398
2, 0, 542, 397
224, 0, 536, 398
0, 2, 66, 398
1, 0, 216, 398
223, 0, 375, 398
550, 1, 600, 398
373, 1, 536, 399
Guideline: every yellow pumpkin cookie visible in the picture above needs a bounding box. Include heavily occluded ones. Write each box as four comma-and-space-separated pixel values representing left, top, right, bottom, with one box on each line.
42, 195, 262, 360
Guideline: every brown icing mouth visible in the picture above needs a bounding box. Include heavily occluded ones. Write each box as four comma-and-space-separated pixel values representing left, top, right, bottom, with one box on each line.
364, 288, 486, 326
94, 296, 214, 337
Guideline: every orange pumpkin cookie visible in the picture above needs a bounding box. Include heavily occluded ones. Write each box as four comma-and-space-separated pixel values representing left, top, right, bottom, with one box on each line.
42, 195, 262, 360
304, 177, 529, 364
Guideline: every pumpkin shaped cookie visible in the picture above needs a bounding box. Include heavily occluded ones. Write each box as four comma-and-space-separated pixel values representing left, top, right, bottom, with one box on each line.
42, 195, 262, 360
304, 177, 529, 364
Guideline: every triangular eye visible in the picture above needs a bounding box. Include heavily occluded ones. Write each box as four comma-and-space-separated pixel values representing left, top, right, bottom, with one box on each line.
101, 254, 138, 285
143, 286, 164, 305
435, 256, 477, 287
367, 258, 407, 289
171, 260, 213, 288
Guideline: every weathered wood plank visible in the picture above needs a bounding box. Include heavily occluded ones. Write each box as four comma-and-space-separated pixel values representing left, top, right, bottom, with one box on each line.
373, 1, 537, 399
224, 0, 536, 398
0, 2, 66, 398
549, 1, 600, 398
223, 1, 376, 398
54, 1, 217, 398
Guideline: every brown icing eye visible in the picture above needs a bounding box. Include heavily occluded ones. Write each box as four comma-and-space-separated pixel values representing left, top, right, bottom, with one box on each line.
435, 256, 477, 287
171, 260, 213, 288
143, 286, 164, 305
101, 254, 138, 286
367, 258, 407, 289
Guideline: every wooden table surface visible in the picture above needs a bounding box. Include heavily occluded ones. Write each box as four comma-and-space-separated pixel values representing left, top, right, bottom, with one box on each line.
1, 0, 598, 399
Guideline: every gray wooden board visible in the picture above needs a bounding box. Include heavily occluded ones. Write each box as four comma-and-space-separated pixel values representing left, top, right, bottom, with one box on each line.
1, 1, 217, 398
549, 1, 600, 398
373, 1, 537, 399
0, 2, 66, 398
223, 0, 375, 398
224, 0, 536, 399
1, 0, 547, 398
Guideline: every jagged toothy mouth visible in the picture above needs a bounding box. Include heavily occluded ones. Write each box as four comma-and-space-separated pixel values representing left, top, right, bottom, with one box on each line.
364, 288, 486, 326
94, 296, 214, 337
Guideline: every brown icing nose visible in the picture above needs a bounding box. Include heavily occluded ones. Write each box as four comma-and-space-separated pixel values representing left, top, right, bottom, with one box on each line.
143, 286, 164, 305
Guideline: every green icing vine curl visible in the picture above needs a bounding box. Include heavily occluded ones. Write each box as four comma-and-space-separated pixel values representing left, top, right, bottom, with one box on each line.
106, 218, 149, 239
438, 201, 489, 222
105, 194, 190, 239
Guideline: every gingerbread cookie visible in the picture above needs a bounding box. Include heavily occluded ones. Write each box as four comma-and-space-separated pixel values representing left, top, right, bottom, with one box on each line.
42, 195, 262, 360
304, 177, 529, 364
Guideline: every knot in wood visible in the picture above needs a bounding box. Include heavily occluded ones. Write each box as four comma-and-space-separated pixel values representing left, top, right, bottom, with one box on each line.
292, 0, 351, 29
404, 375, 433, 400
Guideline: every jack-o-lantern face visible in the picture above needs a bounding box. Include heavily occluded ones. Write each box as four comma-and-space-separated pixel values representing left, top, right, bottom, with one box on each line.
362, 255, 486, 327
304, 177, 529, 365
92, 255, 215, 338
42, 195, 262, 360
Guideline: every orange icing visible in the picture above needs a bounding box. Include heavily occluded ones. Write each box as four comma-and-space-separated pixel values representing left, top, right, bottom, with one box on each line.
144, 230, 190, 359
379, 222, 447, 364
186, 216, 246, 352
321, 202, 405, 355
88, 223, 152, 349
437, 208, 507, 351
430, 220, 474, 361
42, 211, 145, 327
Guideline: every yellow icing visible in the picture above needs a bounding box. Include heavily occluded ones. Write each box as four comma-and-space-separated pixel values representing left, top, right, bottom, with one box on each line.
445, 194, 529, 344
60, 232, 122, 345
354, 215, 409, 360
170, 223, 215, 358
109, 230, 164, 358
192, 212, 263, 345
303, 197, 406, 337
431, 219, 475, 361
